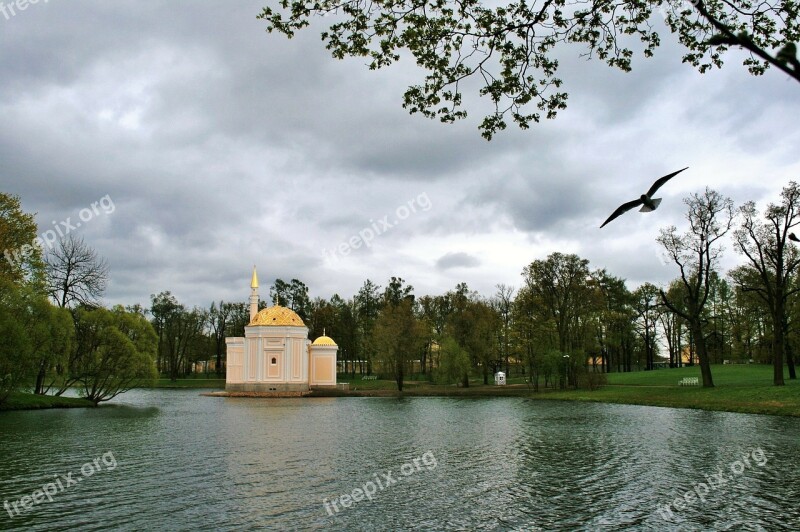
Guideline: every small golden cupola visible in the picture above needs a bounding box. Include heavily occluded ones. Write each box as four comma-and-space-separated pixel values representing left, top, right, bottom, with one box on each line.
312, 328, 337, 346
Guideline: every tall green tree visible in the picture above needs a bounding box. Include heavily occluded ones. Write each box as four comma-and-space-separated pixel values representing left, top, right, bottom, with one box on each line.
522, 252, 592, 357
0, 192, 44, 286
464, 298, 501, 384
149, 292, 207, 380
355, 279, 382, 374
227, 302, 250, 337
270, 278, 311, 320
270, 278, 290, 306
632, 283, 661, 371
589, 269, 634, 373
373, 297, 421, 391
383, 276, 414, 306
150, 291, 181, 374
208, 301, 235, 377
418, 293, 453, 374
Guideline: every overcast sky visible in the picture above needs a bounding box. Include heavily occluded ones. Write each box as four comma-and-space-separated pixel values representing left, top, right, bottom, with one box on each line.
2, 1, 798, 309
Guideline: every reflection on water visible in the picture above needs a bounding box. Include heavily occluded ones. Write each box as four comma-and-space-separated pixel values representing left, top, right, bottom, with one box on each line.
1, 390, 798, 531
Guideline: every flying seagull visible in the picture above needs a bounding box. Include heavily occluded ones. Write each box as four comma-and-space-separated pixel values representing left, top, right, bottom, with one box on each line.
789, 233, 799, 242
600, 167, 688, 228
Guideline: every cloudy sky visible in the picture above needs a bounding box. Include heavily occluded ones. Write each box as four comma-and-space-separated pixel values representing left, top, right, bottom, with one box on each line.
2, 1, 798, 308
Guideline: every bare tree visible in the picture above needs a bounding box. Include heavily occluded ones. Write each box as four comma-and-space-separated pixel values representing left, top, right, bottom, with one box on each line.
733, 182, 800, 385
658, 188, 734, 388
45, 234, 109, 308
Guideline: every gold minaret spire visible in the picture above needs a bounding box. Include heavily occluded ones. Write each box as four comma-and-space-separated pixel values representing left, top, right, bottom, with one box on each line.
250, 265, 259, 288
249, 266, 259, 321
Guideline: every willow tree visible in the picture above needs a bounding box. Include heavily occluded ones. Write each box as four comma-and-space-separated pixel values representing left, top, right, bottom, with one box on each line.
733, 181, 800, 385
658, 188, 734, 387
0, 279, 35, 404
73, 306, 158, 404
260, 1, 800, 139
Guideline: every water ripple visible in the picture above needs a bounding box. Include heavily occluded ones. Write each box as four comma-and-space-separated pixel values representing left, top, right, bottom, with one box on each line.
1, 392, 799, 530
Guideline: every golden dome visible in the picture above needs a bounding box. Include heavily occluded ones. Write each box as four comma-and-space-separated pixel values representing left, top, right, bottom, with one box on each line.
249, 306, 305, 327
312, 335, 337, 346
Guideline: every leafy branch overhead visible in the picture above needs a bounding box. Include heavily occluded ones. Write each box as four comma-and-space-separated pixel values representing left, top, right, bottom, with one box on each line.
259, 1, 800, 139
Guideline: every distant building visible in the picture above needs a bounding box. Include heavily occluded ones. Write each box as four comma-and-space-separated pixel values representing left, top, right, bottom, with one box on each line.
225, 267, 338, 392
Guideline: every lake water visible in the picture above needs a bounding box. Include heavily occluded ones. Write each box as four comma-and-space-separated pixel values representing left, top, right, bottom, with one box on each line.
1, 390, 798, 531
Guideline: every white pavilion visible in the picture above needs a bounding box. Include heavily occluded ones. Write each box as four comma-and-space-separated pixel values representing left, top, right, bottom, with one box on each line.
225, 267, 338, 392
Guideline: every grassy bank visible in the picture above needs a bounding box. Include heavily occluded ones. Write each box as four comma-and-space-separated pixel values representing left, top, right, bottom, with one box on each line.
554, 364, 800, 417
145, 378, 226, 389
6, 366, 796, 416
0, 392, 95, 411
330, 365, 800, 417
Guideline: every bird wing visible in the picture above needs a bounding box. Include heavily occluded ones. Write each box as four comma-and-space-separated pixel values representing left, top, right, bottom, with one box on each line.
789, 232, 799, 242
646, 167, 688, 197
600, 198, 644, 228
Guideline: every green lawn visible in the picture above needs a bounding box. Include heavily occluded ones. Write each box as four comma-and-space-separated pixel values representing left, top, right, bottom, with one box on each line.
539, 365, 800, 417
605, 364, 776, 386
0, 392, 95, 411
335, 365, 800, 417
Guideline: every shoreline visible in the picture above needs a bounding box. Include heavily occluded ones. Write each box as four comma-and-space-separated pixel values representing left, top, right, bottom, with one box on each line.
0, 392, 95, 412
202, 382, 800, 418
5, 366, 799, 418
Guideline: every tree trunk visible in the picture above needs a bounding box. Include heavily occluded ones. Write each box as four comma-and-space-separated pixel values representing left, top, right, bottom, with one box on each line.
782, 314, 795, 380
772, 298, 786, 386
396, 365, 403, 391
34, 362, 46, 395
692, 320, 714, 387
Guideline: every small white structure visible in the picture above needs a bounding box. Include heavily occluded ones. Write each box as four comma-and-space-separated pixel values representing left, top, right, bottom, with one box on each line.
494, 371, 507, 386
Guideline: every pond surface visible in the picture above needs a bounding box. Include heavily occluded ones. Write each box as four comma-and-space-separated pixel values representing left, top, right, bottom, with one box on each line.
1, 390, 798, 530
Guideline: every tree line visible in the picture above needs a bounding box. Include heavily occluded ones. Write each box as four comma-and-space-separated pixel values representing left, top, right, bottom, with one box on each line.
1, 182, 798, 405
